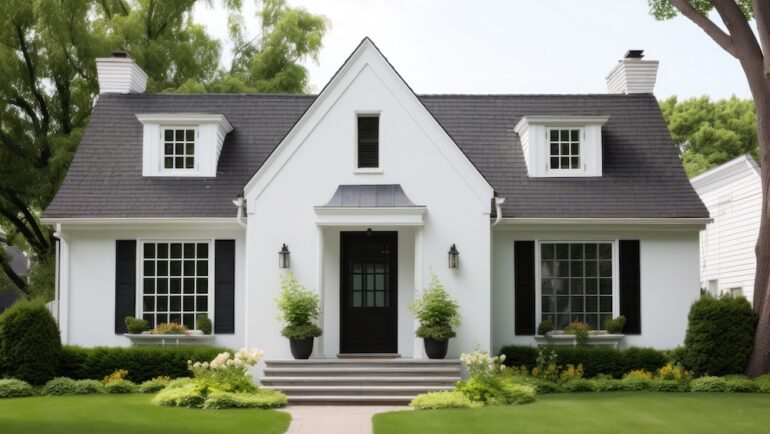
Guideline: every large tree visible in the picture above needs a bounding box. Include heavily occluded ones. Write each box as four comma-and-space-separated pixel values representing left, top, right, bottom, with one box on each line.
650, 0, 769, 376
0, 0, 327, 300
660, 96, 757, 177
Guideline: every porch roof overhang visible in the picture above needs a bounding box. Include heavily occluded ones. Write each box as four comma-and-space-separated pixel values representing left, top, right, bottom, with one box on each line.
314, 184, 426, 226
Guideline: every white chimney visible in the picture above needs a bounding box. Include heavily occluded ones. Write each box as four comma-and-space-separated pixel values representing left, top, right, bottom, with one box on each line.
95, 51, 148, 94
606, 50, 659, 94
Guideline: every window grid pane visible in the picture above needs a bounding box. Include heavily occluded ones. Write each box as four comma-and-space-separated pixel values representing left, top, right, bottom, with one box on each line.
541, 242, 613, 330
548, 129, 581, 170
141, 242, 209, 330
162, 128, 196, 169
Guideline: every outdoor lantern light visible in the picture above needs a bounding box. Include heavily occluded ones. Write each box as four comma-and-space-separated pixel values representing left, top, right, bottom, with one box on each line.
448, 244, 459, 269
279, 244, 290, 268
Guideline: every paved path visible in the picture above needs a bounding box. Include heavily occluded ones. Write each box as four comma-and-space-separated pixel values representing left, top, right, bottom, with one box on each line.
282, 405, 408, 434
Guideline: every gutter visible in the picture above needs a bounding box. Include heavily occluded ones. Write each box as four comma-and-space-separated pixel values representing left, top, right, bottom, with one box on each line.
491, 197, 506, 227
232, 196, 247, 228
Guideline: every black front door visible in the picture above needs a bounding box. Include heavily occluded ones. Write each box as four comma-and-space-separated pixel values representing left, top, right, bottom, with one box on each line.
340, 231, 397, 354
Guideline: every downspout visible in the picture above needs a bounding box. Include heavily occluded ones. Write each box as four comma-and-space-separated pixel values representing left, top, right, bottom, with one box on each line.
232, 196, 246, 228
492, 197, 506, 227
52, 224, 69, 344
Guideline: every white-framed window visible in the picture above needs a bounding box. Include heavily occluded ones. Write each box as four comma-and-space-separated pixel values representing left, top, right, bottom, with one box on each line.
139, 241, 212, 330
539, 241, 616, 330
547, 128, 582, 171
162, 127, 196, 170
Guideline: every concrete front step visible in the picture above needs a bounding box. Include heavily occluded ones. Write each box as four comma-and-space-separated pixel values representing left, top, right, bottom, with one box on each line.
263, 367, 461, 377
285, 395, 419, 404
275, 385, 454, 396
260, 376, 461, 387
265, 359, 461, 369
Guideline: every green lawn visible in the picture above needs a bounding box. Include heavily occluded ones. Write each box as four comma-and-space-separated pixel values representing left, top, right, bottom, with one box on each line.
0, 394, 290, 434
374, 392, 770, 434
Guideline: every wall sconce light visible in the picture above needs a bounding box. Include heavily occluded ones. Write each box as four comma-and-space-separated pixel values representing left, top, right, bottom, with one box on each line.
448, 244, 459, 269
279, 244, 290, 268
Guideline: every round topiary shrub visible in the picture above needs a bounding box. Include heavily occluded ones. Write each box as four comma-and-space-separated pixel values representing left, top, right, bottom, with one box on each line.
104, 379, 138, 394
0, 301, 61, 385
0, 379, 36, 398
42, 377, 80, 396
691, 376, 728, 392
683, 294, 756, 377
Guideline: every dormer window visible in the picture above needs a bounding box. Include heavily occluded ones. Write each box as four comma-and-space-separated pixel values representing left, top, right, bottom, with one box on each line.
514, 116, 609, 178
136, 114, 232, 177
548, 128, 582, 172
163, 128, 196, 170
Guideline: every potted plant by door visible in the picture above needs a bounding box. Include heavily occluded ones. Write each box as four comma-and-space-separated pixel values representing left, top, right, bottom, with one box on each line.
276, 273, 322, 359
409, 273, 460, 359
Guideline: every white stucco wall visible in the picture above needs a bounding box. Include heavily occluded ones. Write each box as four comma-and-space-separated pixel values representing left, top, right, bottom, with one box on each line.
244, 52, 494, 361
491, 225, 701, 352
61, 223, 245, 350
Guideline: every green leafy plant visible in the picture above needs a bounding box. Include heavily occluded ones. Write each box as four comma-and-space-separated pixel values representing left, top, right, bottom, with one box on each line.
563, 378, 596, 392
0, 301, 62, 385
564, 321, 591, 345
150, 323, 189, 335
276, 273, 322, 339
683, 294, 756, 376
202, 389, 288, 409
605, 316, 626, 334
409, 273, 460, 341
724, 376, 759, 393
409, 391, 478, 410
42, 378, 79, 396
456, 376, 535, 406
537, 319, 554, 335
531, 348, 560, 382
105, 379, 138, 394
102, 369, 129, 384
591, 378, 624, 392
124, 317, 149, 334
0, 379, 36, 398
690, 376, 728, 392
196, 315, 212, 335
139, 377, 171, 394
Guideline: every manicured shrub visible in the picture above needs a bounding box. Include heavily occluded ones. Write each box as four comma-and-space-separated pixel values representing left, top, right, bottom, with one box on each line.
690, 376, 728, 392
124, 316, 149, 334
202, 389, 288, 409
196, 315, 212, 335
505, 375, 562, 394
165, 377, 193, 389
665, 346, 687, 366
0, 379, 35, 398
656, 363, 691, 383
153, 383, 205, 408
502, 383, 537, 404
0, 301, 61, 385
104, 379, 138, 394
650, 379, 687, 392
754, 374, 770, 393
683, 294, 756, 377
620, 377, 653, 391
724, 377, 759, 393
42, 377, 80, 396
500, 345, 668, 379
139, 377, 171, 393
74, 380, 105, 394
456, 377, 536, 406
59, 346, 229, 382
591, 378, 624, 392
563, 379, 596, 392
410, 391, 477, 410
537, 319, 554, 335
605, 316, 626, 334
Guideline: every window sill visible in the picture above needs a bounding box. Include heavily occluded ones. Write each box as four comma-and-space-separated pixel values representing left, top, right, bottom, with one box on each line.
353, 168, 383, 174
124, 333, 215, 346
534, 332, 625, 349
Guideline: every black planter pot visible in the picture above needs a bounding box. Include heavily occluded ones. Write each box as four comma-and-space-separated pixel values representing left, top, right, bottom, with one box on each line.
423, 337, 449, 359
289, 337, 314, 359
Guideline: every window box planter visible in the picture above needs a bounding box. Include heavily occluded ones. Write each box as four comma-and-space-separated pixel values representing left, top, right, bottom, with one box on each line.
124, 332, 214, 346
534, 331, 624, 349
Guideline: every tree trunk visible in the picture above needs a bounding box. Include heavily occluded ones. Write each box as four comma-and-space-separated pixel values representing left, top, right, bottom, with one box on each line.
746, 85, 770, 376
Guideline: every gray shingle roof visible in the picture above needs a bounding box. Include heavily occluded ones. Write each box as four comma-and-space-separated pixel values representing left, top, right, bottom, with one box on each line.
43, 92, 708, 219
321, 185, 420, 208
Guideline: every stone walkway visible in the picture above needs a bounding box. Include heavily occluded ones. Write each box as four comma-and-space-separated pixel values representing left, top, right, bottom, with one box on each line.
282, 405, 409, 434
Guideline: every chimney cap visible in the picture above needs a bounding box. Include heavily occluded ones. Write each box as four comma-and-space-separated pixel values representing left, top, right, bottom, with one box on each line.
110, 50, 131, 59
624, 50, 645, 59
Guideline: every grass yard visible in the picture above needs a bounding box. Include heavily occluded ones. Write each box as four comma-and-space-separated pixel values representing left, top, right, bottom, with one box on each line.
373, 392, 770, 434
0, 394, 290, 434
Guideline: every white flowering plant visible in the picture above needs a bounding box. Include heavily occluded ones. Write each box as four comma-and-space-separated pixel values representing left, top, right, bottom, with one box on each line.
460, 349, 507, 379
186, 348, 264, 393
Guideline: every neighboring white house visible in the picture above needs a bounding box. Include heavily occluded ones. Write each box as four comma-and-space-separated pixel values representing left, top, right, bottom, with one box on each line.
41, 40, 709, 363
691, 154, 762, 302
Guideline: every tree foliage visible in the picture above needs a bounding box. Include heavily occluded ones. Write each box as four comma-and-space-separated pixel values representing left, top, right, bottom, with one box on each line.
660, 96, 758, 177
0, 0, 327, 299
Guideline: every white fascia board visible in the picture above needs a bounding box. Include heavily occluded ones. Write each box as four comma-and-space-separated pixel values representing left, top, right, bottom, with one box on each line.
40, 217, 244, 229
243, 38, 494, 209
314, 206, 426, 227
514, 115, 610, 133
690, 154, 759, 190
135, 113, 233, 132
493, 217, 711, 230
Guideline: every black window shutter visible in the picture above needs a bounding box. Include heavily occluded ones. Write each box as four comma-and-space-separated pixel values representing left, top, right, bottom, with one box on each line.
115, 240, 137, 334
514, 241, 536, 335
215, 240, 236, 334
357, 116, 379, 168
619, 240, 641, 335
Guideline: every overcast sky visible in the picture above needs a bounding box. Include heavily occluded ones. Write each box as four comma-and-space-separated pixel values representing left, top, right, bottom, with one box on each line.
192, 0, 752, 99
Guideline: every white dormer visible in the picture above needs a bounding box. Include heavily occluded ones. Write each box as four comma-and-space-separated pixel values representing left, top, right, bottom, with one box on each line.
514, 116, 609, 177
135, 113, 233, 177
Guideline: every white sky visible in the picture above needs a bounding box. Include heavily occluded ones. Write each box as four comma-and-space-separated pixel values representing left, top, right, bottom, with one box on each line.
192, 0, 752, 99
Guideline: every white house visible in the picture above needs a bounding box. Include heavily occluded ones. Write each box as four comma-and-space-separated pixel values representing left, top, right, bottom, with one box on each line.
691, 154, 762, 301
43, 40, 709, 364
